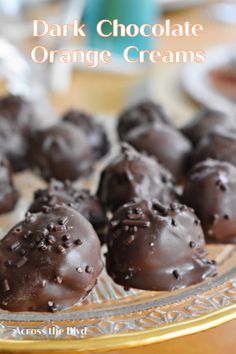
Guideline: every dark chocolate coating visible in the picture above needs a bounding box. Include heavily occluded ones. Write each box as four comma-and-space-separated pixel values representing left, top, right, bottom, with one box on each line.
124, 123, 192, 182
190, 129, 236, 168
0, 205, 103, 312
118, 101, 172, 140
29, 179, 108, 243
0, 95, 36, 171
97, 144, 176, 212
27, 122, 94, 182
63, 110, 110, 159
181, 108, 234, 146
0, 157, 19, 214
182, 159, 236, 243
106, 199, 216, 291
0, 95, 36, 135
0, 120, 29, 172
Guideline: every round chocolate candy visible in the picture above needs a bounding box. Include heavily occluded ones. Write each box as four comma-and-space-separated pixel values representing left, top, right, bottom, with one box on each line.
29, 179, 108, 243
0, 205, 103, 312
190, 129, 236, 168
0, 120, 29, 172
0, 95, 36, 171
97, 144, 176, 212
124, 123, 192, 182
118, 101, 172, 140
181, 108, 234, 146
0, 94, 36, 135
63, 110, 110, 160
0, 157, 19, 214
106, 199, 216, 291
27, 122, 94, 182
182, 159, 236, 243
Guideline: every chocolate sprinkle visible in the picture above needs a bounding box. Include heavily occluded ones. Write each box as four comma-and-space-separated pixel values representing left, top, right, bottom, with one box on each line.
3, 279, 10, 292
57, 245, 66, 254
10, 241, 20, 251
85, 266, 94, 274
15, 256, 28, 268
74, 239, 83, 246
189, 241, 196, 248
173, 270, 181, 280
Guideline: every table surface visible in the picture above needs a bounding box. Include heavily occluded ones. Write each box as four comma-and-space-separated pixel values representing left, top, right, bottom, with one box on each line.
1, 4, 236, 354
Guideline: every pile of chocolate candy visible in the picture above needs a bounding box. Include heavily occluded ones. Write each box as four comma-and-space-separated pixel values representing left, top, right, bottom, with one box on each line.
0, 95, 235, 312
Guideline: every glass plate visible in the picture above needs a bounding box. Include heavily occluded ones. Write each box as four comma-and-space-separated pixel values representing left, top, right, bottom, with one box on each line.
1, 116, 236, 353
182, 43, 236, 115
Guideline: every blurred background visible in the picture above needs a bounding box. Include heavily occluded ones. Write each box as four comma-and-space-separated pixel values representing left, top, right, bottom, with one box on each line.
0, 0, 235, 125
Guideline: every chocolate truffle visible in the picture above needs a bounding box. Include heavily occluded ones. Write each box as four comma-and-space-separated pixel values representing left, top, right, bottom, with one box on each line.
28, 122, 94, 182
63, 110, 110, 159
182, 159, 236, 243
0, 120, 29, 172
181, 108, 234, 146
0, 157, 19, 214
118, 101, 172, 140
29, 179, 108, 243
0, 95, 36, 171
106, 199, 216, 291
124, 123, 192, 182
0, 94, 36, 135
97, 144, 176, 212
190, 129, 236, 168
0, 205, 103, 312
